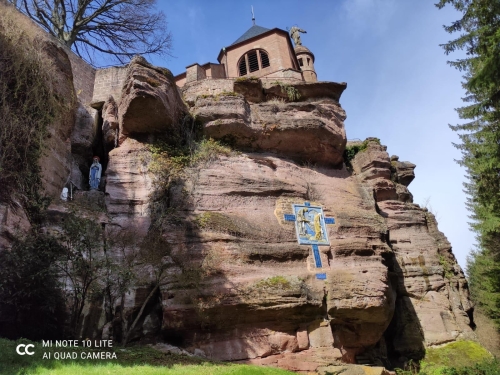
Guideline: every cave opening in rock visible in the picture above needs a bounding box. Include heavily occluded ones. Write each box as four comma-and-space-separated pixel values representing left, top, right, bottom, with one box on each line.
90, 108, 109, 189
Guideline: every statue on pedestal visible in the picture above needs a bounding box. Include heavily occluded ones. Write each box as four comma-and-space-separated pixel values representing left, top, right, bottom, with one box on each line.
89, 156, 102, 190
290, 26, 306, 46
60, 187, 68, 201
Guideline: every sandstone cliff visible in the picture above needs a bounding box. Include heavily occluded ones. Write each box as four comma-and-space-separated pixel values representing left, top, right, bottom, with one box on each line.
53, 60, 474, 372
0, 8, 476, 372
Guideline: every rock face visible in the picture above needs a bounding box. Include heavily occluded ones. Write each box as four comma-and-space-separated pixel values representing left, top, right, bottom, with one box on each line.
193, 92, 346, 167
102, 95, 119, 149
1, 32, 474, 372
0, 202, 30, 249
97, 134, 473, 372
351, 140, 414, 203
118, 56, 187, 142
64, 75, 474, 372
37, 40, 77, 198
105, 137, 152, 235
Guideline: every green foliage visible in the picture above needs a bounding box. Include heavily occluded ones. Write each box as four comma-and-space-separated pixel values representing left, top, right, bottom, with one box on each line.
0, 213, 113, 341
272, 81, 301, 101
467, 249, 500, 324
254, 276, 292, 290
0, 12, 69, 220
235, 76, 259, 82
437, 0, 500, 325
194, 212, 241, 236
439, 255, 454, 280
145, 77, 161, 87
59, 213, 105, 337
148, 137, 231, 228
342, 138, 380, 169
441, 359, 500, 375
218, 91, 239, 97
343, 144, 366, 168
0, 233, 67, 340
420, 341, 492, 375
395, 342, 495, 375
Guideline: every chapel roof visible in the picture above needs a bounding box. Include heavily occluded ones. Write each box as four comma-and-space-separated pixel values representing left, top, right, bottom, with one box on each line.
231, 25, 270, 46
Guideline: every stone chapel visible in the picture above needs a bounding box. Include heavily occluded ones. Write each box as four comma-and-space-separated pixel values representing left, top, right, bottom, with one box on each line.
174, 22, 317, 87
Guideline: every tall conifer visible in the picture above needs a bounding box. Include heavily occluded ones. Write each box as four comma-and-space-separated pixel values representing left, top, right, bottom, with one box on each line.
437, 0, 500, 325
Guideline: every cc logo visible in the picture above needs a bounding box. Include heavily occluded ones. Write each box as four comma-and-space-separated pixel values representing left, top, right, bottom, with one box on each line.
16, 344, 35, 355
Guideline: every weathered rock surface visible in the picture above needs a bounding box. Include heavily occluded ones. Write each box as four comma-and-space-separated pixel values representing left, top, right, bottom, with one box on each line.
390, 155, 416, 187
151, 153, 391, 364
234, 78, 265, 103
105, 137, 152, 234
351, 140, 413, 203
7, 39, 472, 371
102, 95, 119, 148
194, 95, 347, 167
0, 202, 30, 249
264, 81, 347, 103
317, 365, 393, 375
37, 40, 77, 198
71, 102, 95, 179
380, 200, 475, 361
118, 56, 187, 141
66, 126, 473, 371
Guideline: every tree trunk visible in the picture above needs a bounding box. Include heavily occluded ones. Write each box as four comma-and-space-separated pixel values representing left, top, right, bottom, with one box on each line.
123, 284, 159, 346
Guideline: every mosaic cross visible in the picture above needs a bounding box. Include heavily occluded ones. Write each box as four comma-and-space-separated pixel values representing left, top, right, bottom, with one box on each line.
284, 201, 335, 280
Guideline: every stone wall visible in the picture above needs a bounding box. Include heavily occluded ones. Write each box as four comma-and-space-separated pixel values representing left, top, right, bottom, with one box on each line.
261, 76, 303, 88
209, 64, 226, 78
181, 78, 235, 105
67, 53, 96, 106
186, 64, 206, 84
92, 66, 128, 103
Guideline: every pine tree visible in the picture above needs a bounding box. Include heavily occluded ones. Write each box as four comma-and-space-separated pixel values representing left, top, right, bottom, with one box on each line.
437, 0, 500, 325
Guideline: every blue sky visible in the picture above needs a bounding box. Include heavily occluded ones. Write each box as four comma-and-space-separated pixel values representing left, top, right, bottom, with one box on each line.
150, 0, 472, 270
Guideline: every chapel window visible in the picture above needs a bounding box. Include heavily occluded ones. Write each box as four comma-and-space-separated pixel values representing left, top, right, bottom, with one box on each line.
237, 49, 270, 76
248, 51, 259, 72
299, 58, 304, 67
260, 51, 270, 68
239, 58, 247, 76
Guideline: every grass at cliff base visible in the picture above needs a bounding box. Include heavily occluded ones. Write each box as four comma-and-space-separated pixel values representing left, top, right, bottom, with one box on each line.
0, 339, 294, 375
418, 340, 494, 375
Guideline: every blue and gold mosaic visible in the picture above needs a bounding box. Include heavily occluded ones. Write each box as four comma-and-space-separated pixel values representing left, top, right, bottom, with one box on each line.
292, 204, 330, 246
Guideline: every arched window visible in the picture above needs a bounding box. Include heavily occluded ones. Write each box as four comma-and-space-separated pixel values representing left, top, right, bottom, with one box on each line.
237, 49, 270, 76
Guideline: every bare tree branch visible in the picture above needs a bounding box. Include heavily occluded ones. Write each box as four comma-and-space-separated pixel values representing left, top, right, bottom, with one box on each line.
8, 0, 172, 65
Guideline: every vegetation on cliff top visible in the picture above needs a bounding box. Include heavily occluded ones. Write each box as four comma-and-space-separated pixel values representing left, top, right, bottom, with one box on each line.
437, 0, 500, 327
343, 138, 380, 170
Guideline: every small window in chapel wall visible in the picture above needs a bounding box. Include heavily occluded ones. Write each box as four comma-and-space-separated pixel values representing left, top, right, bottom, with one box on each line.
299, 58, 304, 67
260, 51, 270, 68
248, 51, 259, 72
239, 59, 247, 76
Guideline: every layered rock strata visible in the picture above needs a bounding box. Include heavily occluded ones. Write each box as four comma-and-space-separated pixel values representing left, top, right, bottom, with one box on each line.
85, 68, 473, 372
118, 56, 187, 143
4, 46, 473, 373
192, 90, 346, 167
